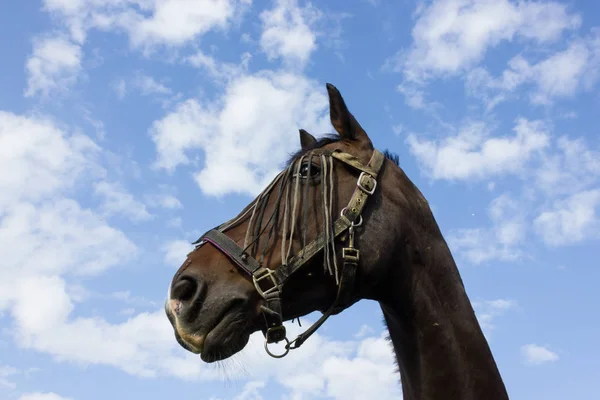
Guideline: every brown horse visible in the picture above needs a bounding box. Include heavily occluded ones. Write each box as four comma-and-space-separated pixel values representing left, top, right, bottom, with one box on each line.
165, 83, 509, 399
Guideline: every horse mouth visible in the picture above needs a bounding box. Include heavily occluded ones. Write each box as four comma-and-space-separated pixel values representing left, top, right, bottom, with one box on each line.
171, 299, 253, 362
201, 310, 252, 362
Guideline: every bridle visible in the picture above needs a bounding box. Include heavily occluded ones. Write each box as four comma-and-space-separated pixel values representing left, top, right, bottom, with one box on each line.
191, 147, 385, 358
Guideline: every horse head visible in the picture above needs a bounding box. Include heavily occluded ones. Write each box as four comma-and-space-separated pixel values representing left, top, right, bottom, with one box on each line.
165, 83, 392, 362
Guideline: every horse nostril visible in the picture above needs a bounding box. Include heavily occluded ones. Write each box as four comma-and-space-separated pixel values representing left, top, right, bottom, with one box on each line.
171, 276, 198, 302
169, 274, 207, 320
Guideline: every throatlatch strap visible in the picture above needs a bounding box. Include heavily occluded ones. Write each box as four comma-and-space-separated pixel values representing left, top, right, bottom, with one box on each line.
331, 149, 384, 310
334, 251, 359, 313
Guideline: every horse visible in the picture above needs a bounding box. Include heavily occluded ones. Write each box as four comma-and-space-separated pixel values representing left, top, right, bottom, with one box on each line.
165, 83, 510, 399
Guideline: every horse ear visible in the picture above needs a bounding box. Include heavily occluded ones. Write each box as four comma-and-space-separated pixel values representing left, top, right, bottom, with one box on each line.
299, 128, 317, 150
326, 83, 371, 146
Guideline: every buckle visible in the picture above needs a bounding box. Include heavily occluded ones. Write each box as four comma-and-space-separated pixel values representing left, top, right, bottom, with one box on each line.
253, 267, 280, 299
265, 325, 287, 343
357, 172, 377, 195
342, 247, 360, 263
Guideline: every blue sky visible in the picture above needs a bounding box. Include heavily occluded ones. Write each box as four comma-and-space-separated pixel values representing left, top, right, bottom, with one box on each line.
1, 0, 599, 399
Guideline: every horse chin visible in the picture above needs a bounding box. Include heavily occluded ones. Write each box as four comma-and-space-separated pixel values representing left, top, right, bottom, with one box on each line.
173, 312, 254, 362
200, 313, 252, 362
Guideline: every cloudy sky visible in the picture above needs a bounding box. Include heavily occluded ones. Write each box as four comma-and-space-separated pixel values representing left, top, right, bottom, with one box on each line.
1, 0, 599, 399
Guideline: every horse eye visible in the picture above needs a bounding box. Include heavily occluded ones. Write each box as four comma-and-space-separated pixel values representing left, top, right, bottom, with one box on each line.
299, 162, 320, 178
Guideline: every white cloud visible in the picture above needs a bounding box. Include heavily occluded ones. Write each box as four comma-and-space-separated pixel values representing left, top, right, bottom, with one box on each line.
486, 299, 516, 310
0, 198, 137, 281
0, 111, 161, 379
42, 0, 251, 49
320, 335, 400, 400
132, 73, 171, 95
185, 50, 252, 82
163, 240, 194, 267
167, 217, 183, 228
396, 83, 429, 110
112, 78, 127, 99
146, 194, 183, 210
408, 112, 600, 253
24, 35, 82, 97
521, 344, 559, 365
449, 194, 526, 264
534, 136, 600, 197
526, 40, 595, 104
10, 300, 400, 395
112, 72, 177, 105
13, 306, 213, 380
149, 98, 211, 172
489, 195, 526, 246
143, 185, 183, 210
0, 365, 18, 389
19, 393, 73, 400
119, 307, 136, 316
467, 30, 600, 108
259, 0, 320, 68
5, 270, 204, 380
150, 71, 330, 196
472, 299, 517, 338
44, 0, 83, 15
93, 180, 153, 222
158, 195, 182, 209
354, 324, 376, 339
233, 381, 266, 400
0, 196, 140, 337
534, 189, 600, 246
219, 324, 401, 400
189, 323, 400, 400
127, 0, 240, 47
0, 111, 99, 206
407, 118, 549, 181
396, 0, 580, 82
419, 119, 600, 255
110, 290, 157, 308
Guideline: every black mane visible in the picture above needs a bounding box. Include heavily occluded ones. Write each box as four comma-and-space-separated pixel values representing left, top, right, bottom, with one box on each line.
285, 133, 400, 167
285, 134, 341, 166
383, 149, 399, 166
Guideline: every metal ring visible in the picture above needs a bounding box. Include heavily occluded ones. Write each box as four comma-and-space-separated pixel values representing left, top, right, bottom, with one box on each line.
264, 337, 291, 358
340, 207, 363, 227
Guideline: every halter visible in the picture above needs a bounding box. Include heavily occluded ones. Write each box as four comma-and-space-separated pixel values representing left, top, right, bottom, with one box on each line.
192, 147, 385, 358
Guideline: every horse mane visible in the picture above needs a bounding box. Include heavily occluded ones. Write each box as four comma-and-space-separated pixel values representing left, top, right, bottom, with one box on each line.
285, 134, 341, 166
383, 149, 399, 166
286, 133, 400, 167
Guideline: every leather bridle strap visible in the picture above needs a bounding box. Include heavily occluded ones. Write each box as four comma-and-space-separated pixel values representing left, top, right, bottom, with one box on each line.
200, 229, 261, 275
194, 148, 385, 356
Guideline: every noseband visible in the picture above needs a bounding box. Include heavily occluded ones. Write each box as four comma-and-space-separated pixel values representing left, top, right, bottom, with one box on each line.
192, 148, 385, 358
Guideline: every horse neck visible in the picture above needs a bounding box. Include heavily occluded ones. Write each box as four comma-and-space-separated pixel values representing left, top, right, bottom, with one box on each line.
377, 237, 509, 400
369, 169, 509, 399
